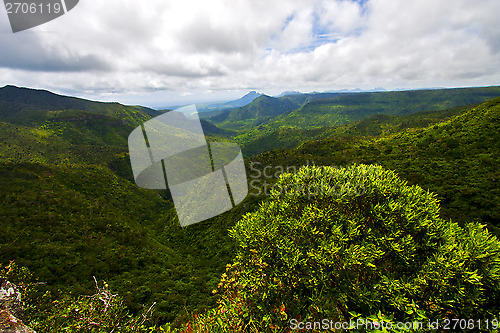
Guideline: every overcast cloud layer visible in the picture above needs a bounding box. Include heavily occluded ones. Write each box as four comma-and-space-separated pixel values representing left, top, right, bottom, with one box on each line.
0, 0, 499, 107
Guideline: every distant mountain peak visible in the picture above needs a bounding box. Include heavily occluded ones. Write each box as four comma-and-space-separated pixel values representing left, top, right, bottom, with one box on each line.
237, 91, 261, 103
243, 91, 260, 98
220, 91, 262, 108
277, 90, 302, 97
194, 91, 262, 113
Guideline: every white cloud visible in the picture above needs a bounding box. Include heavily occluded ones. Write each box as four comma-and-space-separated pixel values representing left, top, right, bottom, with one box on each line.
318, 0, 365, 33
0, 0, 499, 106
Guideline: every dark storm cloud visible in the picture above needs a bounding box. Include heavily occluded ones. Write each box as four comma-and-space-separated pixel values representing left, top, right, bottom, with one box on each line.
0, 32, 111, 72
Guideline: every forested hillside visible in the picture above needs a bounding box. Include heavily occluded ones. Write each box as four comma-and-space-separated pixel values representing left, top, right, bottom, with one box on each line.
1, 86, 500, 332
0, 86, 253, 326
240, 104, 470, 156
173, 97, 500, 332
0, 85, 160, 126
209, 86, 500, 156
250, 97, 500, 233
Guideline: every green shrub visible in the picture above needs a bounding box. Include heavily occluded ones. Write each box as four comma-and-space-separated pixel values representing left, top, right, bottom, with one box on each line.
31, 278, 158, 332
210, 164, 500, 332
1, 263, 159, 333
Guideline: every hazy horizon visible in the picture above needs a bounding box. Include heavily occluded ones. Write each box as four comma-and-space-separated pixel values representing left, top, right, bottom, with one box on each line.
5, 83, 499, 110
1, 0, 499, 107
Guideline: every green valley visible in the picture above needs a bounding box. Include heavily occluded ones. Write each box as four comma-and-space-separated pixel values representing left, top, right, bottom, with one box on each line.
1, 85, 500, 332
207, 86, 500, 156
0, 86, 252, 326
249, 97, 500, 233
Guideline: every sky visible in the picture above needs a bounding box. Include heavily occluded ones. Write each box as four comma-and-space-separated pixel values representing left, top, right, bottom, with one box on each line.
0, 0, 499, 108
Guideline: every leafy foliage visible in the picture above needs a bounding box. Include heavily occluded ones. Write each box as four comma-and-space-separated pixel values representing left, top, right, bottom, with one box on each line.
250, 98, 500, 233
1, 262, 163, 332
206, 164, 500, 332
33, 278, 158, 333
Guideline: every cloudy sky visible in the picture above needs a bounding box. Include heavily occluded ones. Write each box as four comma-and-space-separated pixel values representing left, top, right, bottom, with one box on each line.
0, 0, 499, 107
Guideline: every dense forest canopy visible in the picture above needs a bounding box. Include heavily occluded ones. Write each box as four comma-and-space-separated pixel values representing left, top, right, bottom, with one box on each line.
1, 86, 500, 332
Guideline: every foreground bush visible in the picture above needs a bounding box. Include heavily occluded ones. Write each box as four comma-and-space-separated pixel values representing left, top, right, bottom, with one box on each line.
0, 262, 159, 332
205, 164, 500, 332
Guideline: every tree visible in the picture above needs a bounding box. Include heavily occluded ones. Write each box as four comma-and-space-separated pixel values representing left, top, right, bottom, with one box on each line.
213, 164, 500, 332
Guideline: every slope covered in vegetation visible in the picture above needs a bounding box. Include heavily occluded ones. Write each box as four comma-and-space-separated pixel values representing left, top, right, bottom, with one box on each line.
240, 105, 470, 156
251, 97, 500, 232
0, 85, 160, 125
0, 87, 251, 325
2, 87, 500, 331
178, 164, 500, 332
214, 86, 500, 154
7, 164, 500, 332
